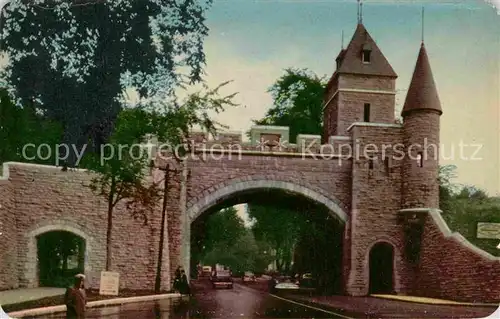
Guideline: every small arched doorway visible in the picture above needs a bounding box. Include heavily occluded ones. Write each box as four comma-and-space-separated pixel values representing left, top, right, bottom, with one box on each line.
37, 231, 86, 287
368, 242, 394, 294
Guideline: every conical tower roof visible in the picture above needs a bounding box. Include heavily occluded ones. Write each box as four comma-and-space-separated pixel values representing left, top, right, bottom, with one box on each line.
336, 23, 397, 78
401, 43, 442, 116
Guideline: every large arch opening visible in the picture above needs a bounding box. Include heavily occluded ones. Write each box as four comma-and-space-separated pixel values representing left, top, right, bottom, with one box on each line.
368, 242, 394, 294
187, 181, 347, 295
36, 231, 86, 287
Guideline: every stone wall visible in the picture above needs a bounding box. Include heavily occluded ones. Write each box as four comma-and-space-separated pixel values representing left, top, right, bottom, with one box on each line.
347, 124, 414, 295
0, 169, 18, 290
417, 211, 500, 303
1, 163, 169, 291
337, 92, 396, 134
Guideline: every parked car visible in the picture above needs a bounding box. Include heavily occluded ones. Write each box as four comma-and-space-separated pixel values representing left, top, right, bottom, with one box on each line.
299, 273, 315, 288
201, 266, 212, 277
243, 271, 256, 283
273, 276, 299, 291
211, 270, 233, 289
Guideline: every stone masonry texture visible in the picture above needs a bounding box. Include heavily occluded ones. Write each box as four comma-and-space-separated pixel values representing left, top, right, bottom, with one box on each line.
1, 23, 499, 303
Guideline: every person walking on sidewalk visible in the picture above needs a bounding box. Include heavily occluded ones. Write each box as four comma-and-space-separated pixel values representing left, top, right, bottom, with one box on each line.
64, 274, 87, 318
179, 270, 191, 296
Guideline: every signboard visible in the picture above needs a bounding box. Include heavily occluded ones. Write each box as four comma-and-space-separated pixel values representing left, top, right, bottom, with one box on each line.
99, 271, 119, 296
476, 223, 500, 239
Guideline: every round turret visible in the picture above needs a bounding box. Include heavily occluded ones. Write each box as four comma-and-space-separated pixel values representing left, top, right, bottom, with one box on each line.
401, 43, 442, 209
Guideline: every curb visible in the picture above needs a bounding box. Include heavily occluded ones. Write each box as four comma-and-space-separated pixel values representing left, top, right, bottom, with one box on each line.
369, 295, 500, 308
7, 293, 182, 318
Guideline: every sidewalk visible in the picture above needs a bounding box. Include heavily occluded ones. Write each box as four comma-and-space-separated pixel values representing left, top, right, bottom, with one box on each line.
284, 294, 499, 318
0, 288, 66, 306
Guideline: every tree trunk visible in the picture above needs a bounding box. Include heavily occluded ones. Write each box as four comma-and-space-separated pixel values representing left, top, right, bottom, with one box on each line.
155, 165, 169, 293
62, 254, 68, 271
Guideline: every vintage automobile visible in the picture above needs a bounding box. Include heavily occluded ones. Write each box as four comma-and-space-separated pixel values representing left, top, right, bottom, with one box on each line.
242, 271, 256, 283
201, 266, 212, 277
211, 269, 233, 289
272, 276, 299, 292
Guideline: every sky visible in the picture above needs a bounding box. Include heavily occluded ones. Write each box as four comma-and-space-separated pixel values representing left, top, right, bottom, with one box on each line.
0, 0, 499, 222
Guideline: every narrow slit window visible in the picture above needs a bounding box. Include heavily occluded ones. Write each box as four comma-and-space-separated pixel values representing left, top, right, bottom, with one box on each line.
368, 159, 374, 170
384, 156, 390, 174
364, 103, 370, 122
416, 152, 423, 167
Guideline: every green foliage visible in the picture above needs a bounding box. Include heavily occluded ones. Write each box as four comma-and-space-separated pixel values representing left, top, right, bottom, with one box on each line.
252, 68, 327, 143
2, 0, 213, 166
37, 231, 85, 287
85, 81, 238, 270
441, 200, 500, 256
202, 207, 246, 253
195, 207, 272, 274
0, 88, 62, 165
438, 165, 500, 256
248, 205, 302, 273
148, 81, 238, 155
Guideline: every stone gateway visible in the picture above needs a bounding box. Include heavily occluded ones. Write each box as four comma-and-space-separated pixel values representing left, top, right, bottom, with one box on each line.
0, 22, 499, 303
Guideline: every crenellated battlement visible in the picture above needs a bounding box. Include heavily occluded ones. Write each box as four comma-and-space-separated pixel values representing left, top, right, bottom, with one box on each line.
147, 125, 356, 158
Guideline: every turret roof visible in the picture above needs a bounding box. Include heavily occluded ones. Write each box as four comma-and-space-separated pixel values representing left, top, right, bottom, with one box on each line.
401, 43, 442, 116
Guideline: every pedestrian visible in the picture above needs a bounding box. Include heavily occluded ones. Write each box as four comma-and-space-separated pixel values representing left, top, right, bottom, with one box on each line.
64, 274, 86, 318
179, 270, 191, 296
173, 266, 182, 292
268, 275, 276, 293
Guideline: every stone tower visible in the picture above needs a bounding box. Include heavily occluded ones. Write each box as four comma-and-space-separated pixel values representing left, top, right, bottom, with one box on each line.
323, 23, 398, 141
401, 43, 443, 209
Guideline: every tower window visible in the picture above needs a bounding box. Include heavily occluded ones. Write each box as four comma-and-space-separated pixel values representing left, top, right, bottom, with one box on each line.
362, 50, 371, 63
368, 159, 374, 170
416, 152, 423, 167
364, 103, 371, 122
384, 156, 390, 174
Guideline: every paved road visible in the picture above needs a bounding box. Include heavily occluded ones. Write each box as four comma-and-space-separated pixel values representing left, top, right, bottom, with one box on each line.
188, 280, 345, 318
33, 281, 347, 318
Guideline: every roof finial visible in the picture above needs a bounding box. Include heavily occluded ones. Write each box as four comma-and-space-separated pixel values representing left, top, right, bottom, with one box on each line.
341, 29, 344, 49
421, 6, 425, 44
357, 0, 360, 23
360, 1, 363, 23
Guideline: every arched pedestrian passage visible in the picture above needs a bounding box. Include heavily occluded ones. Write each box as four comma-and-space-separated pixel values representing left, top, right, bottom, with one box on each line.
37, 231, 86, 287
25, 223, 93, 288
368, 242, 394, 294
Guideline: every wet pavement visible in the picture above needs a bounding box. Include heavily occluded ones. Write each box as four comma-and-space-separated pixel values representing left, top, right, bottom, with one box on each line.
33, 280, 345, 318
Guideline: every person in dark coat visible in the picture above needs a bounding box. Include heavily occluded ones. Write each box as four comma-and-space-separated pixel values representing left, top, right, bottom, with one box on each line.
64, 274, 86, 318
173, 267, 182, 292
178, 270, 191, 295
268, 275, 277, 293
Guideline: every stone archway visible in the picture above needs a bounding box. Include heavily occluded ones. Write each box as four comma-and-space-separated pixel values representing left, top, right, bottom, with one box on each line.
24, 223, 94, 288
368, 241, 394, 294
182, 179, 349, 280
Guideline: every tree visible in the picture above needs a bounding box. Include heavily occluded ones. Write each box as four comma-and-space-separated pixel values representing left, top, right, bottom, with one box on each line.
198, 208, 273, 274
248, 205, 303, 273
252, 68, 327, 143
201, 207, 246, 254
248, 68, 327, 274
86, 81, 238, 272
438, 164, 459, 212
1, 0, 213, 166
86, 108, 162, 271
0, 88, 62, 165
